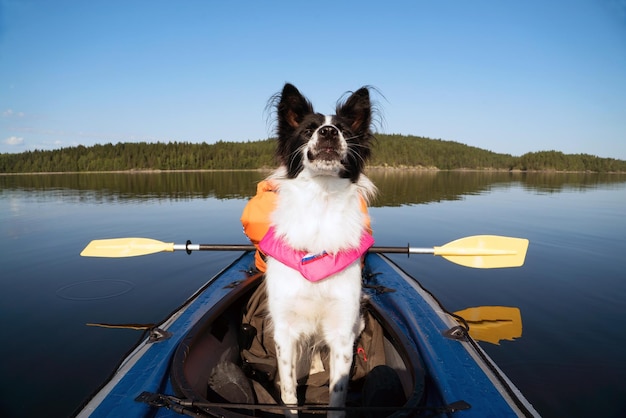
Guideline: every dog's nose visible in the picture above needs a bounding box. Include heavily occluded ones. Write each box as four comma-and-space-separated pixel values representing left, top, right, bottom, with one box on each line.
318, 125, 338, 139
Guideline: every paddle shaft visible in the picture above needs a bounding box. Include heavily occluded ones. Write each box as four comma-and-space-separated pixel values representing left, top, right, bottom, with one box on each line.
177, 243, 434, 255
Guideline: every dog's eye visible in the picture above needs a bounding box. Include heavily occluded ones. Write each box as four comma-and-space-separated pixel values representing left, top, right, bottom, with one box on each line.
302, 129, 313, 137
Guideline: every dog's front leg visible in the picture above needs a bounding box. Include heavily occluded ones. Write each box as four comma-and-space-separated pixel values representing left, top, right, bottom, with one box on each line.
327, 333, 356, 418
325, 267, 363, 418
274, 330, 299, 417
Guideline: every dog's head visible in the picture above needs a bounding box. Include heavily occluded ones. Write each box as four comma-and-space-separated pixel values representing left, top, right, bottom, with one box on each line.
274, 83, 374, 182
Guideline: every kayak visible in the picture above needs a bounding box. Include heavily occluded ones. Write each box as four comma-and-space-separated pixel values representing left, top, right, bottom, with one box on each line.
75, 251, 540, 417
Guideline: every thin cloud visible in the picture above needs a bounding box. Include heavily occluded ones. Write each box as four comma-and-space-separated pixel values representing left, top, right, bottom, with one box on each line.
2, 109, 25, 118
4, 136, 24, 146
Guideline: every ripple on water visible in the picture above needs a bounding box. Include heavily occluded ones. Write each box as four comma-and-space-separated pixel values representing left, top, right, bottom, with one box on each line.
56, 279, 135, 301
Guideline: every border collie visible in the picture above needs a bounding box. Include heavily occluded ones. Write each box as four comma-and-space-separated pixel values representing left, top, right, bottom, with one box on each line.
259, 83, 376, 417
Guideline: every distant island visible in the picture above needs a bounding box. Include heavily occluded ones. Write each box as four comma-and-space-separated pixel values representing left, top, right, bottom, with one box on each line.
1, 134, 625, 173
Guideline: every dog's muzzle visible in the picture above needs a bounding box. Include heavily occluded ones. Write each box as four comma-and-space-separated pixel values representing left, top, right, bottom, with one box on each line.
308, 125, 345, 162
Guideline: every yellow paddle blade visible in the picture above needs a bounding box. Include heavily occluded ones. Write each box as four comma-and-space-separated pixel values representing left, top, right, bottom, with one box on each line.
434, 235, 529, 269
80, 238, 174, 258
454, 306, 522, 345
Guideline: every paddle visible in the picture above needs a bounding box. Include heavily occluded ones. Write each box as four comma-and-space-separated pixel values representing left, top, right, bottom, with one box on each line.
454, 306, 522, 345
80, 235, 528, 269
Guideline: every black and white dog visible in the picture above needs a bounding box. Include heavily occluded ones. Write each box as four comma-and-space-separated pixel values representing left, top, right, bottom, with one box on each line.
260, 84, 376, 416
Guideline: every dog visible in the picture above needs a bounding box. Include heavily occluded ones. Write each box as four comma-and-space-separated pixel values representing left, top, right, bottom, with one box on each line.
259, 83, 377, 417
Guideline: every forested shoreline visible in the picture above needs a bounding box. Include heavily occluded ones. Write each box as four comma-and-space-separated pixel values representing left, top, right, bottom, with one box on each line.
1, 134, 625, 173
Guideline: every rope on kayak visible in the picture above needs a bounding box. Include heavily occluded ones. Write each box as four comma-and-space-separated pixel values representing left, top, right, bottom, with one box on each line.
86, 322, 156, 330
86, 323, 173, 342
136, 391, 471, 416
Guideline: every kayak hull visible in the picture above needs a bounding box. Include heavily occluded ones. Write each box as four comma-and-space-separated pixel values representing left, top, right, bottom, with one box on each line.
76, 252, 539, 417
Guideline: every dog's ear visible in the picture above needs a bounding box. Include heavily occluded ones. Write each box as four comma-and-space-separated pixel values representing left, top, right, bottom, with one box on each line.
278, 84, 314, 132
336, 88, 371, 134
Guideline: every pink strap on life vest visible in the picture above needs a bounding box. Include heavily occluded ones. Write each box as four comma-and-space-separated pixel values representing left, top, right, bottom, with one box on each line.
259, 227, 374, 282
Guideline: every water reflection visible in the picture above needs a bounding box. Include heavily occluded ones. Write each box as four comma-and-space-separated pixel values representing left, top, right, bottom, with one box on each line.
1, 170, 625, 206
454, 306, 522, 345
0, 171, 268, 203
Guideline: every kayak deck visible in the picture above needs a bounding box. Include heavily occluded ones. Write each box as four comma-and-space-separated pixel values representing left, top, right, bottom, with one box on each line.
76, 252, 539, 417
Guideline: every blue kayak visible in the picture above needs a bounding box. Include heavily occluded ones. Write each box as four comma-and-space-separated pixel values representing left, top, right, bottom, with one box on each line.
75, 252, 539, 417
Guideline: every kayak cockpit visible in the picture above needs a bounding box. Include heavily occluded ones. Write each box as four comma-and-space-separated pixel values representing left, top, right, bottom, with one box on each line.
169, 270, 428, 417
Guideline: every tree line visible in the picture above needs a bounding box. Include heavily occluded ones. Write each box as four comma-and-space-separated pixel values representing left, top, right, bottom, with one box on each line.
1, 134, 624, 173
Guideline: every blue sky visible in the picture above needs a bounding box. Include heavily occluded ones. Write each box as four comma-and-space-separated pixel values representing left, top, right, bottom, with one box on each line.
1, 0, 625, 159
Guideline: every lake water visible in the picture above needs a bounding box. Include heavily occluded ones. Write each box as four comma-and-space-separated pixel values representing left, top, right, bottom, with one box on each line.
1, 171, 625, 417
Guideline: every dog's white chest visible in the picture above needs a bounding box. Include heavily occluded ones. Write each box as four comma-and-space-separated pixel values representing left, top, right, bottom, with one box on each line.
270, 178, 365, 254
